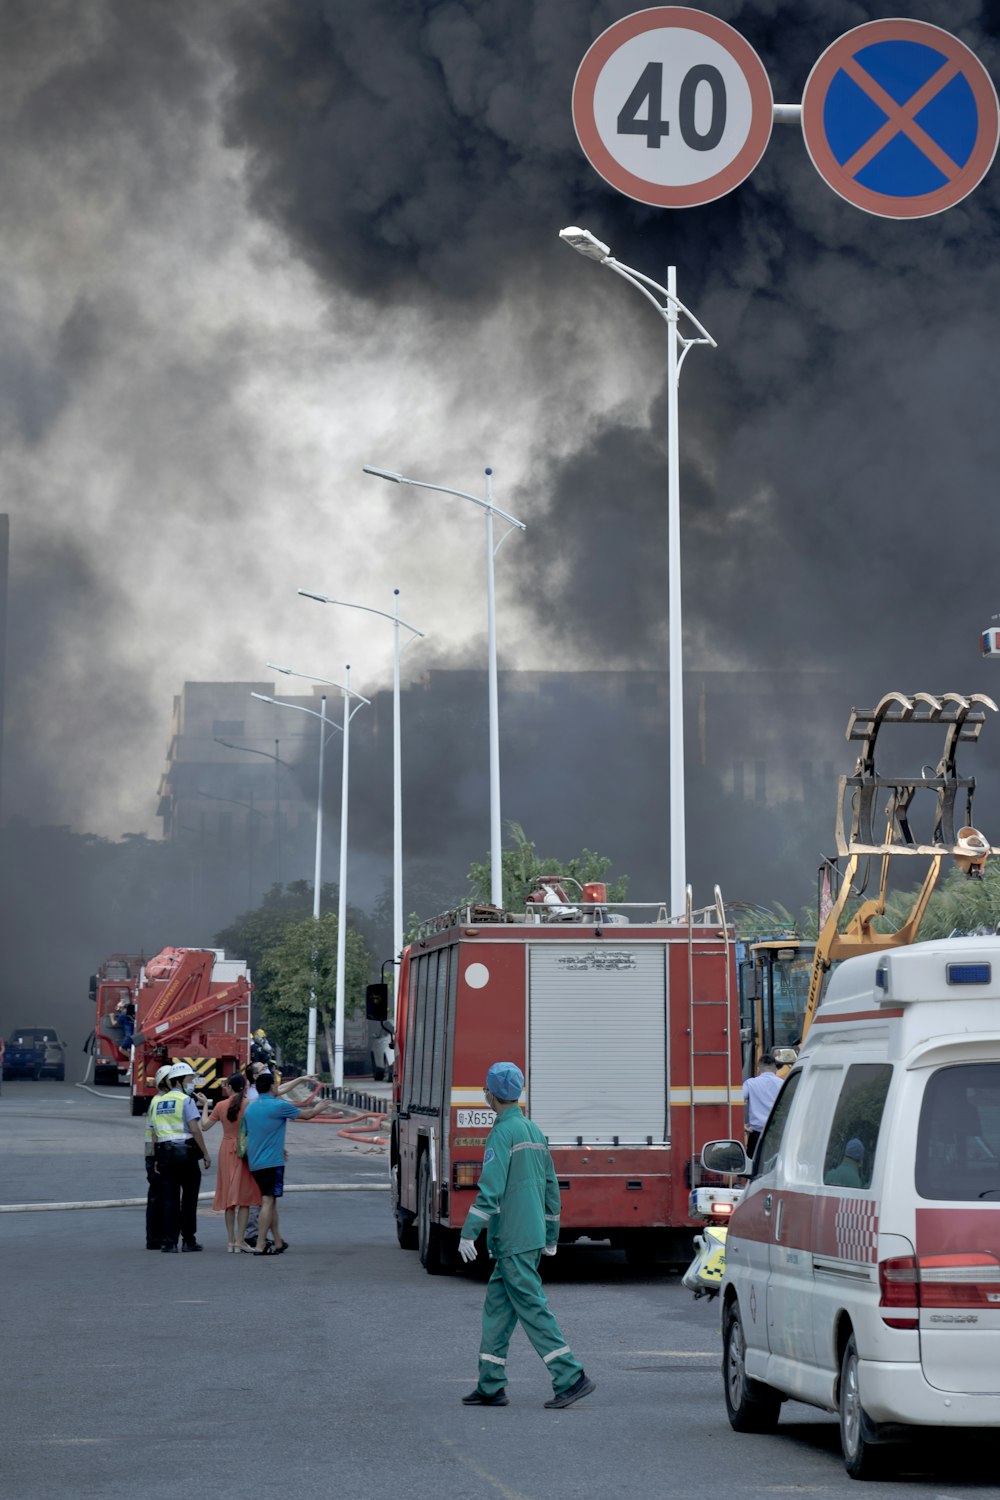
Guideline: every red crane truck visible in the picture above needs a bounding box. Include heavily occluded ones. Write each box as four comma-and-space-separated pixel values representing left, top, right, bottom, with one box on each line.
385, 883, 742, 1273
128, 947, 252, 1115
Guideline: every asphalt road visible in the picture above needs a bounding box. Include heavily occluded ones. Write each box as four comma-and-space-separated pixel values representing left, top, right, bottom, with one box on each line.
1, 1080, 995, 1500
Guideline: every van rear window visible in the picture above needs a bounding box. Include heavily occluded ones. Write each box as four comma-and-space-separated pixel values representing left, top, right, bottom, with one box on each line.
916, 1063, 1000, 1203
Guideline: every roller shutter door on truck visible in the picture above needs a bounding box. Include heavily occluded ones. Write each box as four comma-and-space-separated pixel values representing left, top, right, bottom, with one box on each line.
528, 943, 667, 1145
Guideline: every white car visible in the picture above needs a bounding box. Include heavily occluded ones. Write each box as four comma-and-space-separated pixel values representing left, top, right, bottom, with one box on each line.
704, 937, 1000, 1479
371, 1020, 395, 1082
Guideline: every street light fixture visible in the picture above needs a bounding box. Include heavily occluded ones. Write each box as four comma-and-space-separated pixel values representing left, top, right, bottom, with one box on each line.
196, 788, 267, 907
362, 464, 525, 908
252, 666, 370, 1086
214, 736, 291, 884
559, 226, 716, 917
299, 587, 424, 980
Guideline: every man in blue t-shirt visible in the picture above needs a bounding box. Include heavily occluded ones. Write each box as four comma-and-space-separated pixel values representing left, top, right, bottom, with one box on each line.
242, 1071, 327, 1255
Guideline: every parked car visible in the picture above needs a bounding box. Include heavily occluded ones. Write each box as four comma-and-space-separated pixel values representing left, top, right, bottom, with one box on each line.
3, 1027, 66, 1080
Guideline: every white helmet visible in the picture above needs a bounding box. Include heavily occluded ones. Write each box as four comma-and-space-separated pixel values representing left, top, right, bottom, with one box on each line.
154, 1065, 173, 1087
166, 1062, 197, 1083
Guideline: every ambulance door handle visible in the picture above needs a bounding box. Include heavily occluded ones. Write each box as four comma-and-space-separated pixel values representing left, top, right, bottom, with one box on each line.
763, 1193, 773, 1216
774, 1198, 784, 1242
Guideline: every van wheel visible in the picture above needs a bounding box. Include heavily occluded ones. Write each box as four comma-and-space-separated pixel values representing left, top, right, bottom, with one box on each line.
839, 1334, 886, 1479
723, 1303, 781, 1433
417, 1153, 449, 1275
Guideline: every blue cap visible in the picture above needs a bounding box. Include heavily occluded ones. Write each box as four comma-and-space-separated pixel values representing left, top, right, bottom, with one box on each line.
486, 1061, 524, 1102
844, 1137, 865, 1161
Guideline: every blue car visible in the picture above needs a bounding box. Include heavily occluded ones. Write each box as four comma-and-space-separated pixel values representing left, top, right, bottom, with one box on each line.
3, 1027, 66, 1081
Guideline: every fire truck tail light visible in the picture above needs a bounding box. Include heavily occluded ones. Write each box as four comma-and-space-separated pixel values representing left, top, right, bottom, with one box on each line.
452, 1162, 481, 1190
879, 1252, 1000, 1323
711, 1200, 734, 1216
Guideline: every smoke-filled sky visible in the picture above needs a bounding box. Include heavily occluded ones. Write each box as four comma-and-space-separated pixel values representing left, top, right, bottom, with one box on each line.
5, 0, 1000, 867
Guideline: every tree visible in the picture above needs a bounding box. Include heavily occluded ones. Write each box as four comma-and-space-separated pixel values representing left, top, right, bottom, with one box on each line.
464, 822, 629, 913
257, 912, 372, 1078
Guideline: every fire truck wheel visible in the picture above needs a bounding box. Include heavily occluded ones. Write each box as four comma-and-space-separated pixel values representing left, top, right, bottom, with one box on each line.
623, 1231, 659, 1269
417, 1152, 449, 1275
130, 1095, 149, 1117
723, 1302, 781, 1433
392, 1160, 417, 1249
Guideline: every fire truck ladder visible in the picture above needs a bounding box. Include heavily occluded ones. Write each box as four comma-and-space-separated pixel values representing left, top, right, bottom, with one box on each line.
686, 885, 735, 1167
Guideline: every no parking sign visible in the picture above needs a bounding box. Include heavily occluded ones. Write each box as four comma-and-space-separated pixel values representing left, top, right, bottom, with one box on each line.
801, 19, 999, 218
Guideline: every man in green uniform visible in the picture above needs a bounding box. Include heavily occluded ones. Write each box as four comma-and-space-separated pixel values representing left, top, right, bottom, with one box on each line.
459, 1061, 595, 1410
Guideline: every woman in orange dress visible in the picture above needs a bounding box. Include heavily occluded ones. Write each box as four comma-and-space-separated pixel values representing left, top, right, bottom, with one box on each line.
200, 1073, 261, 1252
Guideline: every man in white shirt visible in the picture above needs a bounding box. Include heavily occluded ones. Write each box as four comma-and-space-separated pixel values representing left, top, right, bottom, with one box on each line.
743, 1054, 783, 1158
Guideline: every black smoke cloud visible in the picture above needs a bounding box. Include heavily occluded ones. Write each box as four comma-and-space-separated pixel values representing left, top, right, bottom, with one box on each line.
6, 0, 1000, 1042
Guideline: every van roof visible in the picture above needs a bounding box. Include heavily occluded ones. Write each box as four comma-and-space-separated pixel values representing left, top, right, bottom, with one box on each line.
821, 935, 1000, 1012
803, 936, 1000, 1064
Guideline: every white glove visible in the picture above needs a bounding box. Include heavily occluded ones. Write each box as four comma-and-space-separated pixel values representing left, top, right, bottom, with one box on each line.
458, 1237, 478, 1263
542, 1244, 557, 1257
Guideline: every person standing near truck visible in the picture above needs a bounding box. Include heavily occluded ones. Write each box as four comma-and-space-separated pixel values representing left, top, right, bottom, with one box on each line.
458, 1061, 595, 1410
150, 1062, 212, 1252
143, 1064, 172, 1249
743, 1052, 783, 1157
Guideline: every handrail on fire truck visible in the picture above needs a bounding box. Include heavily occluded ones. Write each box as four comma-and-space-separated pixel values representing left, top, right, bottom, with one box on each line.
413, 894, 731, 940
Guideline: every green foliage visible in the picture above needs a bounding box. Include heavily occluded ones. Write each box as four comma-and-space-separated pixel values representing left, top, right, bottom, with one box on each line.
255, 912, 373, 1063
464, 822, 628, 912
881, 862, 1000, 940
729, 901, 804, 942
213, 881, 332, 977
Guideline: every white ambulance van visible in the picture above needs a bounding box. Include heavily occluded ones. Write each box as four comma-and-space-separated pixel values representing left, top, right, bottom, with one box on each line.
702, 936, 1000, 1479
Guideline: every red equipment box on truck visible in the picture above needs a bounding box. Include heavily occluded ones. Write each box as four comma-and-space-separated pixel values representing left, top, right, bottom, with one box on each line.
388, 890, 742, 1273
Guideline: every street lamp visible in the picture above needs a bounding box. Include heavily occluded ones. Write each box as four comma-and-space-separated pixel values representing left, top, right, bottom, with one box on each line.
214, 736, 291, 885
559, 226, 716, 917
196, 788, 267, 907
298, 587, 424, 982
362, 464, 525, 908
252, 665, 370, 1087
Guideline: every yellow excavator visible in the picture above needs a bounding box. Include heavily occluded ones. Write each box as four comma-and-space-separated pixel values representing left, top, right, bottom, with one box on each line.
738, 692, 999, 1076
798, 690, 998, 1050
685, 691, 1000, 1298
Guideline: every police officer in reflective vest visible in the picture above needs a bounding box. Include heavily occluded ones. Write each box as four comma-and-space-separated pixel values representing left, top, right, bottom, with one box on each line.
151, 1063, 212, 1252
458, 1061, 595, 1409
143, 1064, 173, 1249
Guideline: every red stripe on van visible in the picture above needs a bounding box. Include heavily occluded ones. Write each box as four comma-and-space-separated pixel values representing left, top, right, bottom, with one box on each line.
813, 1008, 905, 1024
916, 1207, 1000, 1260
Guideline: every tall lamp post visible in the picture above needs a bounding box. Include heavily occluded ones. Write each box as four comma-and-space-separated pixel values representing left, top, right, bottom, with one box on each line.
362, 464, 525, 909
214, 736, 290, 885
298, 587, 424, 983
253, 665, 370, 1086
559, 227, 716, 917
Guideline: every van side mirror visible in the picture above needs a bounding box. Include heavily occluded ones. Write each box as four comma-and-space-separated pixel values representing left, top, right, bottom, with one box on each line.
701, 1139, 752, 1177
365, 983, 389, 1022
89, 975, 98, 1001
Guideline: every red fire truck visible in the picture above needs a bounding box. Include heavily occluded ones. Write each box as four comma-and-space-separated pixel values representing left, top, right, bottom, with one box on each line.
90, 953, 145, 1087
385, 882, 742, 1273
128, 947, 252, 1115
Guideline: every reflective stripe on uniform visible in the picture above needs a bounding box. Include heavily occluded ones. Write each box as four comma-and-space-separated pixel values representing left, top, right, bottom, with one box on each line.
543, 1345, 571, 1364
545, 1213, 559, 1221
479, 1353, 507, 1365
510, 1141, 549, 1154
469, 1205, 492, 1220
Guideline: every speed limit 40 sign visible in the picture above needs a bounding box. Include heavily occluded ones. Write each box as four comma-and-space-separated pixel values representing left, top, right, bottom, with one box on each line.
572, 6, 773, 207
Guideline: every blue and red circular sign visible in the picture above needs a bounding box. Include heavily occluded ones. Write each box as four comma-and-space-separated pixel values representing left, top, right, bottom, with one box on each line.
802, 19, 999, 218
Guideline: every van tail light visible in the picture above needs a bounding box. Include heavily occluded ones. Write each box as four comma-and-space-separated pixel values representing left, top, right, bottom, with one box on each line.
879, 1252, 1000, 1327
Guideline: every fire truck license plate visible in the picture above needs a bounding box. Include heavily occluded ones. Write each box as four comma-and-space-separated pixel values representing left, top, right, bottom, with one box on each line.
456, 1109, 496, 1128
